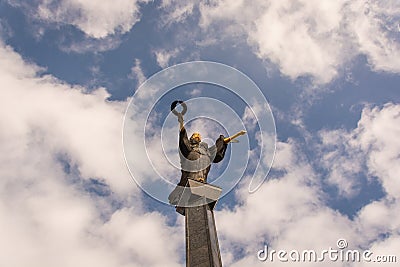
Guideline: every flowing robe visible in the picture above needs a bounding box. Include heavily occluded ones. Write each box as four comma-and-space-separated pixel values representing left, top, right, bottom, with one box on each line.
177, 128, 228, 186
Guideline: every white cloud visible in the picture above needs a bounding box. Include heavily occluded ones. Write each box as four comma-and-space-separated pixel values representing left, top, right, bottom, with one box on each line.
196, 0, 400, 84
0, 41, 183, 266
317, 103, 400, 199
317, 103, 400, 266
217, 140, 358, 266
186, 87, 202, 96
215, 103, 400, 266
160, 1, 195, 25
358, 236, 400, 266
129, 58, 146, 86
351, 0, 400, 73
0, 58, 130, 193
317, 129, 364, 198
354, 103, 400, 198
154, 48, 180, 68
20, 0, 149, 38
58, 36, 123, 53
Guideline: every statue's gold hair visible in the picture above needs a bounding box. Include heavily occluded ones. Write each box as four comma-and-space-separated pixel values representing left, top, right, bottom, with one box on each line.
190, 132, 201, 141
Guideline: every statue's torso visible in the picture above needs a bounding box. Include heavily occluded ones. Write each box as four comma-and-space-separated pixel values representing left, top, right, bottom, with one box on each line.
180, 142, 212, 183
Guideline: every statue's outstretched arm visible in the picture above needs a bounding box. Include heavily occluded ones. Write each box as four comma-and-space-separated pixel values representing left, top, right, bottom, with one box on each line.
223, 130, 247, 143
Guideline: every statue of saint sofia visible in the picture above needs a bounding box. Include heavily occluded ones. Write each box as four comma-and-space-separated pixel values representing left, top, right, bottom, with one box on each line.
169, 112, 245, 206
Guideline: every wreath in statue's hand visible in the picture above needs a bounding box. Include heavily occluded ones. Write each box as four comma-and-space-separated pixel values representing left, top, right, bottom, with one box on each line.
171, 100, 187, 116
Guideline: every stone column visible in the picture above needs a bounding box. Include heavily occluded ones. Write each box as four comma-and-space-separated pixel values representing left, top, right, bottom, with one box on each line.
176, 180, 223, 267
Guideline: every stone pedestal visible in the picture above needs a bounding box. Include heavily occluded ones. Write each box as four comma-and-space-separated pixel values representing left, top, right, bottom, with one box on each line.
174, 180, 223, 267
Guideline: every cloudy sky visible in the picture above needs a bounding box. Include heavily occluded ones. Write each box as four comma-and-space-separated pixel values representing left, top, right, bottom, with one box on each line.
1, 0, 399, 266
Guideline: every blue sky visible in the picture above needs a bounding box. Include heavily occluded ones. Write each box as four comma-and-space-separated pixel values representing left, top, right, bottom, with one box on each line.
1, 0, 400, 266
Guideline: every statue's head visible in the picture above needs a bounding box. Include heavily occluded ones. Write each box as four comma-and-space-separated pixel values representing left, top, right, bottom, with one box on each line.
190, 132, 201, 144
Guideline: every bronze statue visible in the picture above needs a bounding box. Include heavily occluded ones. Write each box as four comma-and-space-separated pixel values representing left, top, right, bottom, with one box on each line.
168, 101, 246, 206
